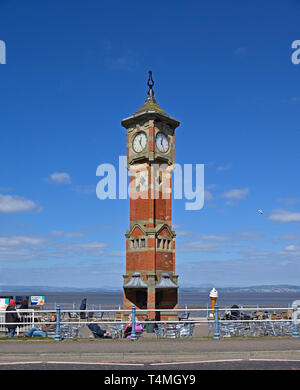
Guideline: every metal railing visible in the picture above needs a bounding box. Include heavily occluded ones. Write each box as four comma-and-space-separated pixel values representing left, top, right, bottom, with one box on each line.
0, 303, 299, 340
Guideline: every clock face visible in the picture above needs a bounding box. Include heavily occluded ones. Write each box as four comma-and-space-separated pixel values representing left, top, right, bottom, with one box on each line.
156, 132, 169, 153
132, 132, 147, 153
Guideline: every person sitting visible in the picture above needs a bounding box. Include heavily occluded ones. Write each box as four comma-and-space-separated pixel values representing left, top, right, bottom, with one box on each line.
88, 323, 111, 338
24, 315, 56, 338
230, 304, 240, 319
124, 315, 143, 338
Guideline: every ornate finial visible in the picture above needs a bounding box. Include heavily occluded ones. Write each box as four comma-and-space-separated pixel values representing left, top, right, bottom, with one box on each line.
147, 70, 154, 98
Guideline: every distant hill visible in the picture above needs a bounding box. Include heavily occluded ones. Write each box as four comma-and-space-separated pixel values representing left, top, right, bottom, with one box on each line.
180, 285, 300, 294
0, 285, 121, 293
1, 284, 300, 294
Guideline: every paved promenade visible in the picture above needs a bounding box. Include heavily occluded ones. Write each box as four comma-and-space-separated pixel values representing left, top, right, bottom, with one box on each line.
1, 336, 300, 364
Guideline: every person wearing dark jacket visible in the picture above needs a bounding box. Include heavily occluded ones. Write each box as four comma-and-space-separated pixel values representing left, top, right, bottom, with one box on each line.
80, 298, 87, 320
5, 299, 19, 338
88, 323, 111, 338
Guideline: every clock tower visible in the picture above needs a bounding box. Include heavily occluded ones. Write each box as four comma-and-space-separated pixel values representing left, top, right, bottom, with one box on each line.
122, 72, 180, 321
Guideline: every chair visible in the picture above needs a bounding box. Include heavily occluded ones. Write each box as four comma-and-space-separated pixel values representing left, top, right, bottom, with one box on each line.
178, 322, 194, 337
68, 312, 79, 319
219, 321, 237, 337
254, 311, 263, 320
154, 324, 165, 338
280, 321, 294, 335
178, 312, 190, 321
94, 311, 104, 319
61, 324, 73, 338
234, 321, 253, 337
164, 324, 181, 338
261, 321, 279, 336
115, 312, 123, 322
46, 328, 57, 338
110, 323, 125, 338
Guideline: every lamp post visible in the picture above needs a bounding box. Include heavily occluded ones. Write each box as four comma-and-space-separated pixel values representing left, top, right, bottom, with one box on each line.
292, 303, 299, 338
54, 304, 62, 341
131, 305, 137, 341
213, 302, 220, 340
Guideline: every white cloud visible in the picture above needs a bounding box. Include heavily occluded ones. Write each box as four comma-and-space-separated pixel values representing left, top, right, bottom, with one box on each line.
54, 241, 108, 257
291, 97, 300, 104
107, 251, 125, 257
233, 231, 264, 241
0, 235, 46, 247
284, 244, 300, 252
0, 186, 12, 192
0, 230, 111, 262
177, 230, 264, 255
198, 234, 229, 241
204, 190, 213, 201
0, 194, 39, 214
51, 230, 85, 238
221, 188, 249, 200
280, 234, 300, 241
176, 230, 194, 238
46, 172, 71, 184
269, 209, 300, 223
73, 185, 95, 194
216, 163, 232, 172
277, 197, 300, 206
0, 234, 47, 261
234, 47, 247, 56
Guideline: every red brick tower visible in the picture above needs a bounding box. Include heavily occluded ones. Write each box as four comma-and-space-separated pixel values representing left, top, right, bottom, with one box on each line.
122, 72, 180, 321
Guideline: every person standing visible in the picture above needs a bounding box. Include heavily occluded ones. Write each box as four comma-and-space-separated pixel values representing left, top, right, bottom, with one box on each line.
79, 298, 87, 320
5, 299, 20, 338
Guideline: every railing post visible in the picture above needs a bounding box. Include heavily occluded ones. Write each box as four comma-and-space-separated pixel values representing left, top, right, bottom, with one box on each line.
54, 304, 62, 341
32, 309, 35, 330
292, 303, 299, 338
131, 305, 137, 340
213, 302, 220, 340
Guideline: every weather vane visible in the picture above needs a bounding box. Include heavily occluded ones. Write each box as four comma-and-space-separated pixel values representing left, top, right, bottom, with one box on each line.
147, 70, 154, 98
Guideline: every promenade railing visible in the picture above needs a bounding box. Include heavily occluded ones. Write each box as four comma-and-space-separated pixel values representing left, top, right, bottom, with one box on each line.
0, 303, 299, 339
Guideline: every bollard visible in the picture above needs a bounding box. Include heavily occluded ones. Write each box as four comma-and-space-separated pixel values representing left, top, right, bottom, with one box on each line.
292, 304, 299, 338
54, 304, 62, 341
213, 302, 220, 340
131, 305, 137, 341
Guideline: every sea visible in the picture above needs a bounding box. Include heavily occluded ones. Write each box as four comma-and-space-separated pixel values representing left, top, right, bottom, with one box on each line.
3, 290, 300, 311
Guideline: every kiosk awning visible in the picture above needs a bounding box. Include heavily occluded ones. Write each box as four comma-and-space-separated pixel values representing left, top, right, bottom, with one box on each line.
124, 272, 148, 288
155, 273, 178, 289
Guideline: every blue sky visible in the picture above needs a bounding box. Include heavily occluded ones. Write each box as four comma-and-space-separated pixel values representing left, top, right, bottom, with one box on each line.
0, 0, 300, 288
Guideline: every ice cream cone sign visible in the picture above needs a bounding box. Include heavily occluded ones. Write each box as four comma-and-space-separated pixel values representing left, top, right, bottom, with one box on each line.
209, 288, 218, 310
